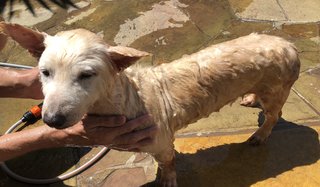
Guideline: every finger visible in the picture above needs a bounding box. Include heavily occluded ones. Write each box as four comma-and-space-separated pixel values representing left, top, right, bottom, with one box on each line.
111, 137, 154, 152
114, 125, 158, 145
116, 114, 153, 135
127, 148, 140, 152
128, 137, 154, 151
112, 147, 140, 152
83, 115, 126, 128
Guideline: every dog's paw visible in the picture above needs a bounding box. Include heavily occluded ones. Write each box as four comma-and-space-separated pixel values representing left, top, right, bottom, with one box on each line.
247, 129, 271, 146
247, 123, 275, 146
247, 128, 271, 146
247, 135, 267, 146
160, 172, 178, 187
240, 94, 259, 108
160, 178, 178, 187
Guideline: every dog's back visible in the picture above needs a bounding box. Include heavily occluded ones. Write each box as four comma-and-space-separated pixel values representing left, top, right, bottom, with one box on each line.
135, 34, 300, 132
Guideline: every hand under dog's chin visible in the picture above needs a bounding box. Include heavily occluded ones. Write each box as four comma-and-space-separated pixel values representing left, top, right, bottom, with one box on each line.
49, 125, 70, 130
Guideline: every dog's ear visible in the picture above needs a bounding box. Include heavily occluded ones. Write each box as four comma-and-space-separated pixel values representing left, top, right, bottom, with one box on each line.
0, 22, 8, 51
107, 46, 150, 71
0, 22, 45, 58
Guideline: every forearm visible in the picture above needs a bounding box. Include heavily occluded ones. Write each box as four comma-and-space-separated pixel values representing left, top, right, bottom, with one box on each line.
0, 68, 23, 97
0, 67, 42, 99
0, 126, 65, 162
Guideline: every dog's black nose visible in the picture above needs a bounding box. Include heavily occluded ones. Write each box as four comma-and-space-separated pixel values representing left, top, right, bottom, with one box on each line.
43, 113, 66, 128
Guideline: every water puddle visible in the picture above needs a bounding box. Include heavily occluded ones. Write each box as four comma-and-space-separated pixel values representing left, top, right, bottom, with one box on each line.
114, 0, 189, 46
229, 0, 320, 23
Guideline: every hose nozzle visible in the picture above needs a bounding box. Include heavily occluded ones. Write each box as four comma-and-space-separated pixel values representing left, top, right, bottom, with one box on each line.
21, 103, 43, 124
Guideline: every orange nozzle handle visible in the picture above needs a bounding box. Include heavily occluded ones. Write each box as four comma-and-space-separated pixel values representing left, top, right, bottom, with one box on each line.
22, 103, 43, 124
30, 105, 42, 118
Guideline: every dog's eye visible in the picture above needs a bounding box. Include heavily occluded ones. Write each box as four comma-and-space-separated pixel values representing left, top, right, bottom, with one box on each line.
41, 69, 50, 77
78, 71, 96, 80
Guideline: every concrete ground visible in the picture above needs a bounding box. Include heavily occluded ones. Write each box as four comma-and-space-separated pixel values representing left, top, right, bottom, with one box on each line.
0, 0, 319, 186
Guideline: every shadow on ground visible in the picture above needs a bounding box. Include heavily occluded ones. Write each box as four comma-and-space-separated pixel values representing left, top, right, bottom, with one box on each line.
145, 119, 320, 187
0, 147, 91, 187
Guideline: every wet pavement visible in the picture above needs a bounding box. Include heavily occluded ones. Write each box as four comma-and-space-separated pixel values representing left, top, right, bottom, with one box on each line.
0, 0, 320, 186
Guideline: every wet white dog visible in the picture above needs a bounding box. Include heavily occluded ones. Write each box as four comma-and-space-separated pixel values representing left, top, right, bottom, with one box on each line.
0, 22, 300, 186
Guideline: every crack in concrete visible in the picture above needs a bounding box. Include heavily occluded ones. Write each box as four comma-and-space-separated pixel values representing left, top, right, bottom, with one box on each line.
234, 11, 320, 24
276, 0, 289, 21
178, 7, 213, 39
185, 20, 217, 55
191, 24, 233, 54
291, 87, 320, 117
299, 50, 320, 53
236, 17, 320, 24
191, 21, 212, 39
300, 63, 320, 74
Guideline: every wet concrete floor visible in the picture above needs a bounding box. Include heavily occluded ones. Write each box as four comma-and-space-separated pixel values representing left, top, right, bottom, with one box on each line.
0, 0, 319, 186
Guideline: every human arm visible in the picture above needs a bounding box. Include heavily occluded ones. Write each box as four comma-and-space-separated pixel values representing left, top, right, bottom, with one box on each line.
0, 67, 158, 161
0, 114, 157, 162
0, 67, 43, 99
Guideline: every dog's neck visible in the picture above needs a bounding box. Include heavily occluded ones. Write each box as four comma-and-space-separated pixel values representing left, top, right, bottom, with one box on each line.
89, 72, 147, 120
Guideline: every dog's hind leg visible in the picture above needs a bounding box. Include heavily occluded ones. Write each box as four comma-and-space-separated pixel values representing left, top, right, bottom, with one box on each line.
154, 145, 177, 187
247, 87, 291, 145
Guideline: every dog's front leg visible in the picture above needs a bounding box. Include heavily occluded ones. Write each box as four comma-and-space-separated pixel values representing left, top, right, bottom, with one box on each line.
155, 145, 177, 187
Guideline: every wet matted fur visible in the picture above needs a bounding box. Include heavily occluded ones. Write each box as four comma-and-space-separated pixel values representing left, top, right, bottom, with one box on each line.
0, 22, 300, 186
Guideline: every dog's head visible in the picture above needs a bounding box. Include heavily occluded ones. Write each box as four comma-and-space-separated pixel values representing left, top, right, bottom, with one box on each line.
1, 22, 149, 128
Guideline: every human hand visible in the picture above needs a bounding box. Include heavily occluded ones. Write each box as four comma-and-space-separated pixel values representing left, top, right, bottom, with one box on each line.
20, 67, 43, 99
0, 115, 157, 162
59, 115, 158, 151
